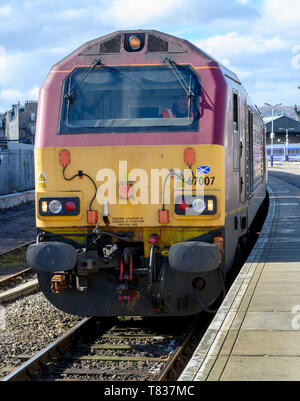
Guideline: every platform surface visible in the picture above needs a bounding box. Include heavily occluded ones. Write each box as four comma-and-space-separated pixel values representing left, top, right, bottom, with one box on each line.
179, 171, 300, 381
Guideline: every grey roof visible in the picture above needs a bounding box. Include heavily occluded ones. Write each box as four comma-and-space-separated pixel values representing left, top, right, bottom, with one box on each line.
263, 115, 283, 124
264, 114, 300, 133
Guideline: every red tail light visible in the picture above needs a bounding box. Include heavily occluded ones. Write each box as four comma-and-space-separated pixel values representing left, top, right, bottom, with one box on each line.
64, 201, 76, 212
178, 200, 190, 211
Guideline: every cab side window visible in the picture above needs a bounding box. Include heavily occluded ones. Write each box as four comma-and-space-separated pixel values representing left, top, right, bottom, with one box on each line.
233, 91, 239, 171
233, 92, 238, 132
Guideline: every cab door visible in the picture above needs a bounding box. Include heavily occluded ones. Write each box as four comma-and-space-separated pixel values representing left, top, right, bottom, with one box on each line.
239, 100, 246, 204
232, 91, 246, 204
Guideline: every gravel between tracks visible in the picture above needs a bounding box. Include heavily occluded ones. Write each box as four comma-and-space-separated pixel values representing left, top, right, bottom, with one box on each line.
0, 291, 82, 379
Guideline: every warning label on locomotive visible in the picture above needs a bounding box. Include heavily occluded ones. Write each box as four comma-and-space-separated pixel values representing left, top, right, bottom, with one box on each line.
112, 216, 144, 226
38, 172, 47, 189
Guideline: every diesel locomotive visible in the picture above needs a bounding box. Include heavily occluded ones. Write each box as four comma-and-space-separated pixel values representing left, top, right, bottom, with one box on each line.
27, 30, 266, 316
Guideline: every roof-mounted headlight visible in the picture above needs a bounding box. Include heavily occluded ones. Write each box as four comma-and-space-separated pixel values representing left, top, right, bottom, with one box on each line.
129, 35, 141, 50
124, 33, 145, 52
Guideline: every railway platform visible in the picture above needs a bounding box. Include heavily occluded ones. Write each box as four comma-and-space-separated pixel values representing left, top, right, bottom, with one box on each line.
0, 190, 34, 210
179, 174, 300, 381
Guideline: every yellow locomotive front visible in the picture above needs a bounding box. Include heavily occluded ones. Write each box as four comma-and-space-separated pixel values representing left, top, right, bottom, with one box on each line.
27, 31, 228, 316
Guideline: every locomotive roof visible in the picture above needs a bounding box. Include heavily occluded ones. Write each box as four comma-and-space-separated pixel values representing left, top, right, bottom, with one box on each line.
51, 29, 240, 83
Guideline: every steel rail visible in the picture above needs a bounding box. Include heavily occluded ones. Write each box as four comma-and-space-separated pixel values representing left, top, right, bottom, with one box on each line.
2, 315, 199, 381
0, 241, 35, 257
0, 279, 39, 303
2, 318, 91, 381
0, 268, 33, 286
155, 317, 199, 381
0, 207, 35, 222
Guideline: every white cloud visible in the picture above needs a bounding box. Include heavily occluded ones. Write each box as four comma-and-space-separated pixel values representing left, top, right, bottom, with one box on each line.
291, 44, 300, 70
0, 4, 12, 17
0, 45, 6, 71
0, 88, 23, 101
192, 15, 299, 106
0, 85, 39, 109
46, 47, 68, 55
60, 8, 87, 20
0, 51, 34, 87
254, 80, 277, 91
195, 32, 289, 60
27, 85, 39, 100
0, 46, 68, 90
220, 58, 231, 68
103, 0, 183, 27
262, 0, 300, 31
251, 80, 300, 106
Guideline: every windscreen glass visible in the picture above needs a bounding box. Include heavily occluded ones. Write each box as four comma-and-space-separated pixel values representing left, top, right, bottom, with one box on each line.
59, 65, 200, 134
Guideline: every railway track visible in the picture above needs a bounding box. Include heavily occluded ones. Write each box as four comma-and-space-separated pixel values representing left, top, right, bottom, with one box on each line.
0, 207, 35, 223
1, 197, 268, 381
0, 201, 35, 256
0, 267, 38, 303
0, 240, 35, 257
0, 242, 38, 302
2, 315, 206, 381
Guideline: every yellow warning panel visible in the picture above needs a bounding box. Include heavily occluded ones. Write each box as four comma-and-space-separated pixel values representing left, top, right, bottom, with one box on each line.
38, 172, 47, 190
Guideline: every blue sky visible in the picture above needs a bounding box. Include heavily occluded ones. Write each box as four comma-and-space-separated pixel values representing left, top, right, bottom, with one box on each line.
0, 0, 299, 112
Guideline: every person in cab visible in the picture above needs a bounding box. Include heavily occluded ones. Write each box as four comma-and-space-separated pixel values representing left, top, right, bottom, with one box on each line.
161, 95, 194, 118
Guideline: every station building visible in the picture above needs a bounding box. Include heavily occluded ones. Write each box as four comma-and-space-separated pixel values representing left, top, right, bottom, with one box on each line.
264, 114, 300, 145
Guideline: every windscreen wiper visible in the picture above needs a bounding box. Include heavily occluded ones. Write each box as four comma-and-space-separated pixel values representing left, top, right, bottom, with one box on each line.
163, 57, 194, 98
64, 56, 102, 105
163, 57, 194, 119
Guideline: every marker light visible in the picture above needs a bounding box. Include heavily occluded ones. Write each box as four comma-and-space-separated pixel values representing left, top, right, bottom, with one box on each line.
49, 200, 63, 214
41, 201, 48, 213
207, 199, 214, 212
129, 35, 141, 50
64, 201, 76, 212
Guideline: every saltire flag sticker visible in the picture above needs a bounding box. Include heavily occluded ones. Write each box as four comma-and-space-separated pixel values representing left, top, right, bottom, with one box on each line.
197, 166, 210, 174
